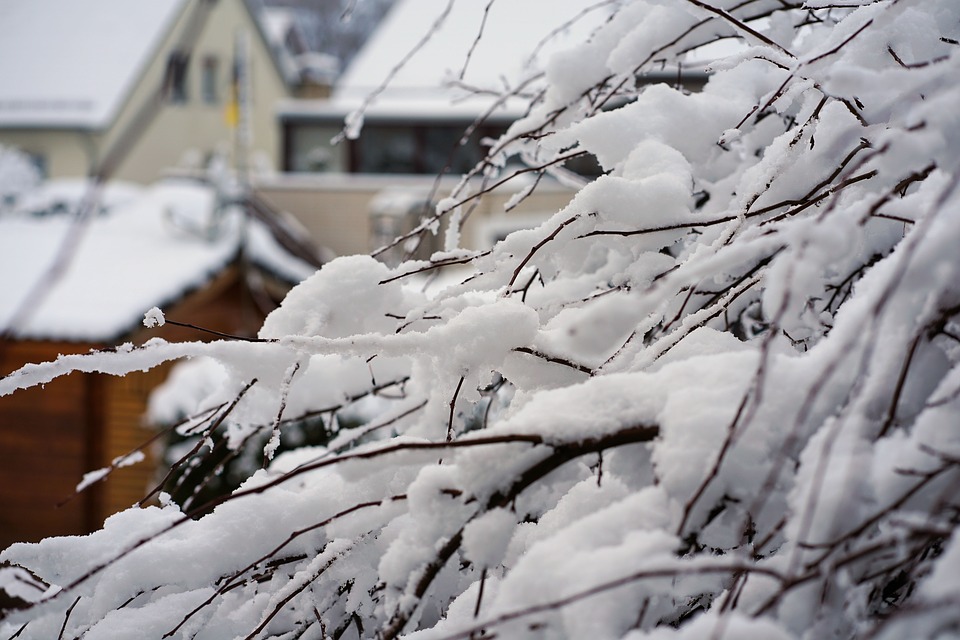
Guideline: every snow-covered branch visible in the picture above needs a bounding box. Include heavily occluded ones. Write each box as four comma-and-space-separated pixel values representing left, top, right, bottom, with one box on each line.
3, 1, 960, 639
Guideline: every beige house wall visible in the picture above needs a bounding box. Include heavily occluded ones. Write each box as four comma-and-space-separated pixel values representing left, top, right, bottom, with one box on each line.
0, 129, 98, 179
0, 0, 289, 184
108, 0, 290, 183
254, 173, 577, 257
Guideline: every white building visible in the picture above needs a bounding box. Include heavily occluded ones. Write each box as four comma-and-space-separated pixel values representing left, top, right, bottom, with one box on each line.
0, 0, 294, 184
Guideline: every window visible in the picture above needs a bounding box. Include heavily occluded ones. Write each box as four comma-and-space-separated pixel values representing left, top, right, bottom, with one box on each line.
353, 124, 504, 174
356, 127, 417, 174
201, 56, 219, 104
423, 126, 482, 175
164, 51, 190, 103
282, 121, 510, 174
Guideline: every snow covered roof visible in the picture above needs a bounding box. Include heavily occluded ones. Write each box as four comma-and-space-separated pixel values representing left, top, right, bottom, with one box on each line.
260, 7, 299, 49
260, 7, 340, 87
0, 0, 187, 129
328, 0, 612, 116
259, 7, 307, 86
0, 179, 316, 342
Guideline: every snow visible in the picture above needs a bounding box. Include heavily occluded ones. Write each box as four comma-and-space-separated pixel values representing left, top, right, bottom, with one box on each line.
76, 452, 156, 493
260, 254, 415, 339
245, 219, 319, 284
0, 178, 315, 341
4, 2, 960, 639
259, 6, 327, 86
0, 179, 238, 341
14, 178, 142, 215
461, 507, 516, 569
143, 307, 165, 329
0, 0, 185, 128
146, 356, 229, 426
0, 565, 47, 604
330, 0, 613, 119
0, 145, 41, 206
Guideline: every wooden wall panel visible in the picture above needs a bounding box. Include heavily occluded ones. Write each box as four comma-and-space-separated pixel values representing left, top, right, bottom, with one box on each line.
0, 342, 97, 549
0, 267, 281, 549
100, 365, 172, 519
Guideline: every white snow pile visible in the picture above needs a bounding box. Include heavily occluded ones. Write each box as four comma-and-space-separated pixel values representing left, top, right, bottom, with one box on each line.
3, 2, 960, 639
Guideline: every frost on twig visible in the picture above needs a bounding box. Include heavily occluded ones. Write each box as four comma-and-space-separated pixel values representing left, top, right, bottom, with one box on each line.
142, 306, 165, 328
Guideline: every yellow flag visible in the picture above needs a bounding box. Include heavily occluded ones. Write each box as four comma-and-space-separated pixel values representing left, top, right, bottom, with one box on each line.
224, 86, 238, 128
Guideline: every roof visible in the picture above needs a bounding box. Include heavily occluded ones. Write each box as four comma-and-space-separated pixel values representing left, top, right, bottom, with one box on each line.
0, 178, 316, 342
0, 0, 186, 130
260, 7, 303, 82
329, 0, 613, 116
260, 7, 339, 86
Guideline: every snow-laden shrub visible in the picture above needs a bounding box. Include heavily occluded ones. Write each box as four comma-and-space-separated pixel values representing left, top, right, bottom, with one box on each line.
3, 1, 960, 638
0, 145, 41, 211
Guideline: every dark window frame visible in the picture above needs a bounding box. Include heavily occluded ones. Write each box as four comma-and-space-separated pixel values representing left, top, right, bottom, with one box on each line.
350, 122, 507, 175
163, 51, 190, 104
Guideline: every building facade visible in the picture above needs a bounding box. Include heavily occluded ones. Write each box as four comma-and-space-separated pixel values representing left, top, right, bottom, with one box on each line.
0, 0, 293, 184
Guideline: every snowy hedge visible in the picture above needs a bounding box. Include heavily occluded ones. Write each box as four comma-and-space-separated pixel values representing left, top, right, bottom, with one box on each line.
3, 1, 960, 639
0, 145, 40, 210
